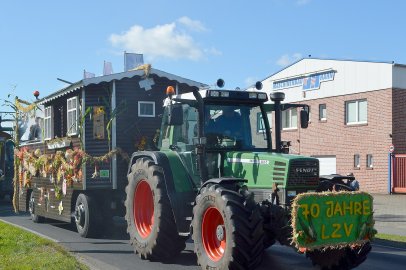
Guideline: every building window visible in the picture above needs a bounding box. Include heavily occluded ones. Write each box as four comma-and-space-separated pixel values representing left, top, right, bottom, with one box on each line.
346, 100, 367, 125
319, 104, 326, 121
354, 154, 360, 169
67, 97, 78, 135
257, 112, 272, 133
44, 106, 53, 140
257, 113, 264, 133
267, 112, 272, 130
138, 101, 155, 117
282, 108, 297, 129
367, 154, 373, 169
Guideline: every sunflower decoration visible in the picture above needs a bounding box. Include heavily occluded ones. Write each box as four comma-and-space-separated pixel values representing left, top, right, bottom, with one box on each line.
95, 106, 105, 116
136, 136, 148, 151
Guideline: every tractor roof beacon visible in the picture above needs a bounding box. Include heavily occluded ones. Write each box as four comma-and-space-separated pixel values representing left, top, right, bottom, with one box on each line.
125, 81, 373, 270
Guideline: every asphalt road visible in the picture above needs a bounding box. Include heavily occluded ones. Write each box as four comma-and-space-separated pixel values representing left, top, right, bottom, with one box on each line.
1, 198, 405, 270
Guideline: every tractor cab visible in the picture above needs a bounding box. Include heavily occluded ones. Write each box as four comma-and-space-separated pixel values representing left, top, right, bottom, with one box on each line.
159, 88, 273, 181
161, 89, 271, 148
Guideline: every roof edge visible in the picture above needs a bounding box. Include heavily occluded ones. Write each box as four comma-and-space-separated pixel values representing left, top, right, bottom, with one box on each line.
259, 57, 398, 85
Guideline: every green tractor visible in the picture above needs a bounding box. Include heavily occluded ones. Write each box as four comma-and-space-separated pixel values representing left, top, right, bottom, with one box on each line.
125, 82, 373, 270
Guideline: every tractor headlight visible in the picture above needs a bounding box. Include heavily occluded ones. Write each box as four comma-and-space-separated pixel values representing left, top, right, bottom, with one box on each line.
210, 91, 220, 97
258, 93, 267, 100
249, 93, 257, 99
220, 91, 230, 97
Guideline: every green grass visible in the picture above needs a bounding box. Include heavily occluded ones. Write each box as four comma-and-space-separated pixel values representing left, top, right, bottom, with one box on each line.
0, 220, 89, 270
375, 233, 406, 249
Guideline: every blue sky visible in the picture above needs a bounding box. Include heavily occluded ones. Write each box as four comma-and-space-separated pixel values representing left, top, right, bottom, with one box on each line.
1, 0, 405, 105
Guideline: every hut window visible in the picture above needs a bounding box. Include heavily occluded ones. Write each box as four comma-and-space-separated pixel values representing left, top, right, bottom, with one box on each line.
138, 101, 155, 117
44, 106, 53, 140
67, 97, 78, 135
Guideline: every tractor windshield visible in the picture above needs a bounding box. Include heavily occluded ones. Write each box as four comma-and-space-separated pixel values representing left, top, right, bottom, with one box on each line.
204, 103, 270, 150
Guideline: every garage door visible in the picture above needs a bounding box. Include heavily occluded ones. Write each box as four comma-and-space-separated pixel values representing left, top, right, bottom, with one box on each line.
313, 156, 336, 176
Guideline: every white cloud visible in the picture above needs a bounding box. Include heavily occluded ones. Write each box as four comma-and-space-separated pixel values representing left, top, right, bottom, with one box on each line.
178, 16, 207, 32
109, 19, 218, 61
276, 53, 303, 67
204, 47, 222, 56
244, 77, 258, 87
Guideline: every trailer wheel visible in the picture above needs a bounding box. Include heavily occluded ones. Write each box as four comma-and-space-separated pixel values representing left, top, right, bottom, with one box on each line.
74, 193, 102, 238
29, 191, 44, 223
125, 158, 186, 260
307, 242, 371, 270
192, 184, 264, 270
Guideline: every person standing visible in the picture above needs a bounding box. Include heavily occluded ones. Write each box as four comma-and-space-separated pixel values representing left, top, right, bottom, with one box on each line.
28, 117, 42, 140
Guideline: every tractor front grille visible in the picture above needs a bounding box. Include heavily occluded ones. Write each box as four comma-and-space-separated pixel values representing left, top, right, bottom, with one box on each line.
272, 161, 287, 183
288, 159, 319, 187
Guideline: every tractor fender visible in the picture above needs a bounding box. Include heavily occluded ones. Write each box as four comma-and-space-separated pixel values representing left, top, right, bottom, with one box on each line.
128, 151, 196, 235
199, 177, 247, 192
127, 151, 159, 175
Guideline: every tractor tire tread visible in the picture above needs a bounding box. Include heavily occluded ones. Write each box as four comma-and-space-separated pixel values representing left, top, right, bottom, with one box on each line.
192, 183, 264, 270
125, 158, 186, 260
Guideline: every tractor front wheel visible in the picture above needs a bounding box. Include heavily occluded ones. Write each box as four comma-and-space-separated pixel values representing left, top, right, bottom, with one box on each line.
125, 158, 186, 260
192, 183, 264, 270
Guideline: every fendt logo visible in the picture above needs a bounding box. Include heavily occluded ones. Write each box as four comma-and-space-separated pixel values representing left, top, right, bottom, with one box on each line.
295, 167, 317, 174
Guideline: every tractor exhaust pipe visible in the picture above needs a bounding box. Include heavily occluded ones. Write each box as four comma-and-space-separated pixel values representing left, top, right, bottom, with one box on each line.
192, 89, 209, 184
270, 92, 285, 153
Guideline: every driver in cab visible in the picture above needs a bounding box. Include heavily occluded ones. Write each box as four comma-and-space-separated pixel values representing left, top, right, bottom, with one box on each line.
205, 106, 243, 147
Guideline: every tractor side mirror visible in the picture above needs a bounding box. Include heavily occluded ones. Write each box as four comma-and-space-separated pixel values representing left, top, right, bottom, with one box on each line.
300, 109, 309, 129
168, 104, 183, 125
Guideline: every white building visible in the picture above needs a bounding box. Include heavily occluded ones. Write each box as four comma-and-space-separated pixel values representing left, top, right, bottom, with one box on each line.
251, 58, 406, 193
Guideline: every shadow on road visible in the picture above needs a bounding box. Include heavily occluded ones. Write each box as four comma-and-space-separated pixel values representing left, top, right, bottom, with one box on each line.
0, 197, 16, 217
159, 250, 198, 267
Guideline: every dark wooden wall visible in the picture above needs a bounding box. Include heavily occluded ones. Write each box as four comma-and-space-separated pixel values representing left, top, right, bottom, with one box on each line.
83, 83, 112, 188
114, 75, 198, 190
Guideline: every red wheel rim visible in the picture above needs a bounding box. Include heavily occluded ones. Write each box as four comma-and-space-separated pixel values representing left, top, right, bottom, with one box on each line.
202, 207, 226, 262
133, 180, 154, 239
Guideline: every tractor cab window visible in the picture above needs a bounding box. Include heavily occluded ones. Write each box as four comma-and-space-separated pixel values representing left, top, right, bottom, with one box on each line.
204, 104, 269, 150
172, 104, 198, 151
158, 104, 198, 152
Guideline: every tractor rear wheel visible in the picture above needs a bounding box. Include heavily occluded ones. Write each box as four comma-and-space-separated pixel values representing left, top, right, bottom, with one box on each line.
306, 242, 371, 270
125, 158, 186, 260
192, 183, 264, 270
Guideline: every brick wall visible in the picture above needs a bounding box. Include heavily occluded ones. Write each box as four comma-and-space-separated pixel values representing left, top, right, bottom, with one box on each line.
272, 88, 394, 193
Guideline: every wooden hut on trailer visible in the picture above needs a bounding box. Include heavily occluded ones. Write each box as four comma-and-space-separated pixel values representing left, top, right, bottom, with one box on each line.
16, 67, 205, 237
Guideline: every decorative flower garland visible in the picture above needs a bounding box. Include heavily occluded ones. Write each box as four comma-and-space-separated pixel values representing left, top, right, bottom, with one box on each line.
14, 147, 129, 195
15, 98, 38, 113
